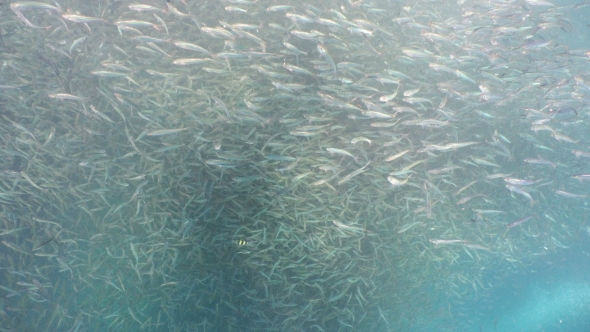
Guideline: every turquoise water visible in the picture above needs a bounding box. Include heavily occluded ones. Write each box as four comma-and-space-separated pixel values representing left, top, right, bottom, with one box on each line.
1, 0, 590, 331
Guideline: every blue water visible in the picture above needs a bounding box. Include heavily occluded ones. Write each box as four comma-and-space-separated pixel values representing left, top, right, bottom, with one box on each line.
3, 1, 590, 331
448, 238, 590, 332
450, 3, 590, 330
488, 256, 590, 331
